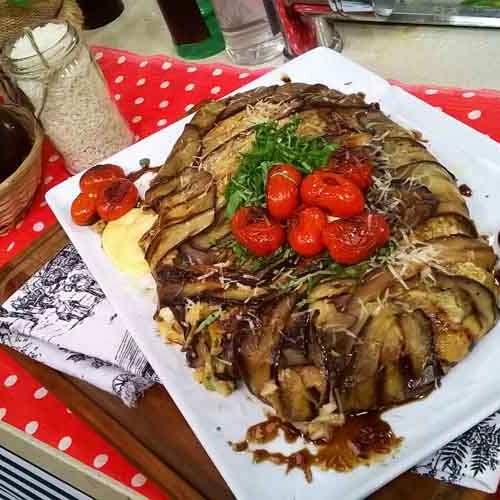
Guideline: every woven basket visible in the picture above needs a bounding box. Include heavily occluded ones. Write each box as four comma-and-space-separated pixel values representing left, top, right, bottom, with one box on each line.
0, 104, 43, 236
0, 0, 84, 49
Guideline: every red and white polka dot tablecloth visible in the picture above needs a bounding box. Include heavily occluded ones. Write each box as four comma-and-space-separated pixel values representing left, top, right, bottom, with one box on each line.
0, 352, 164, 497
1, 46, 500, 498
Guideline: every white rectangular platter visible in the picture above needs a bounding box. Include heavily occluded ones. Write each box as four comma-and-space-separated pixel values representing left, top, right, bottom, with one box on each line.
47, 48, 500, 500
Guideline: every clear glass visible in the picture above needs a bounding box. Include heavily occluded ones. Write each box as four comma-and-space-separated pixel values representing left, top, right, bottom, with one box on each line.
2, 21, 133, 175
211, 0, 284, 65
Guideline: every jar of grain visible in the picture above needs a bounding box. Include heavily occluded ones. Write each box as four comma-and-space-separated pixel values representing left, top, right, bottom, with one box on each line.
1, 21, 133, 174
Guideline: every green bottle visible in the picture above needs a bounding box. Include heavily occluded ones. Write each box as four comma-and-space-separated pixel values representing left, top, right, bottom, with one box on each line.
157, 0, 225, 60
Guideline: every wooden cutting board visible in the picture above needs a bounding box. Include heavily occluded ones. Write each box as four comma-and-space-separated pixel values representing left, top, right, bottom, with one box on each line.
0, 222, 497, 500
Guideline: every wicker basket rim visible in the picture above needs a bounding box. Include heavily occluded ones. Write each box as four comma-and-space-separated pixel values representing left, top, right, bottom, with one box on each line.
0, 104, 44, 195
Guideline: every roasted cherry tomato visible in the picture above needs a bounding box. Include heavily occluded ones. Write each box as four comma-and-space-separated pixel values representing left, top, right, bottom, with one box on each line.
96, 179, 138, 221
322, 212, 390, 265
80, 164, 126, 197
231, 207, 285, 257
287, 206, 327, 257
300, 171, 364, 217
71, 192, 99, 226
328, 156, 372, 191
266, 163, 302, 220
367, 212, 390, 247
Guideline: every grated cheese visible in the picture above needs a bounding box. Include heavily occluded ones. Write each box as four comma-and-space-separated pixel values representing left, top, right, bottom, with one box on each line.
196, 270, 217, 281
245, 100, 286, 125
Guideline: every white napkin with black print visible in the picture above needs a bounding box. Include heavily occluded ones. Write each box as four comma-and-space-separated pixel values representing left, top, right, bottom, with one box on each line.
413, 410, 500, 493
0, 245, 158, 406
1, 245, 500, 493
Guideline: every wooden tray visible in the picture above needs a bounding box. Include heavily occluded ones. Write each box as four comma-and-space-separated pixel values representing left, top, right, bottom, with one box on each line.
0, 223, 496, 500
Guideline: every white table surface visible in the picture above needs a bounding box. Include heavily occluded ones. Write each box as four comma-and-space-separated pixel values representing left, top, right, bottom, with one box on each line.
85, 0, 500, 90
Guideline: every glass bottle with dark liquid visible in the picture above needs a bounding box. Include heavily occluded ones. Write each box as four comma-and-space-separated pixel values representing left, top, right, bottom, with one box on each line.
157, 0, 225, 59
76, 0, 125, 30
0, 108, 31, 183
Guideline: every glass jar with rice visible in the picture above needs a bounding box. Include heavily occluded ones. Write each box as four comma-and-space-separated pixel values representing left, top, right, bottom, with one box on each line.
1, 20, 133, 174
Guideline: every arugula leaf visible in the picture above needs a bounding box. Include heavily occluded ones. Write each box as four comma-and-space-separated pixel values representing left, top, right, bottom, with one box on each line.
377, 239, 398, 257
228, 238, 298, 270
231, 241, 250, 266
251, 244, 297, 272
195, 311, 221, 334
225, 117, 337, 216
274, 263, 365, 293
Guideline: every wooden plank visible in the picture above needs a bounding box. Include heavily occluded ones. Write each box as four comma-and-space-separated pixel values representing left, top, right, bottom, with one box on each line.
0, 223, 496, 500
370, 471, 493, 500
0, 223, 68, 302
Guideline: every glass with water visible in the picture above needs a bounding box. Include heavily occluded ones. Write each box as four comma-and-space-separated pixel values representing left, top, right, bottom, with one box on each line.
210, 0, 284, 65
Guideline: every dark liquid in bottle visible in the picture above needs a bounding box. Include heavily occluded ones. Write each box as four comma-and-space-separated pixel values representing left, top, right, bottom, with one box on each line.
157, 0, 209, 45
76, 0, 125, 30
0, 109, 31, 183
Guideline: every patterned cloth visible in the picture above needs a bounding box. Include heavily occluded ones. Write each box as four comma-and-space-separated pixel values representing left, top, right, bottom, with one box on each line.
0, 245, 157, 405
415, 411, 500, 492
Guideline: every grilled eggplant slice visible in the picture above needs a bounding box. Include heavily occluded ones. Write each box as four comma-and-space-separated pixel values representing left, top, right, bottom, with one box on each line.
235, 295, 296, 407
399, 310, 437, 394
152, 101, 224, 184
154, 124, 201, 182
342, 307, 438, 413
392, 271, 498, 367
356, 109, 414, 139
190, 100, 226, 134
392, 161, 468, 217
203, 133, 256, 210
382, 137, 437, 168
157, 278, 272, 306
394, 161, 456, 182
190, 212, 232, 250
159, 185, 215, 227
435, 272, 499, 338
276, 367, 319, 422
146, 167, 212, 209
432, 235, 497, 271
390, 183, 439, 228
202, 97, 302, 157
341, 313, 391, 412
414, 213, 477, 241
145, 177, 183, 208
217, 85, 280, 121
146, 209, 215, 271
156, 168, 213, 211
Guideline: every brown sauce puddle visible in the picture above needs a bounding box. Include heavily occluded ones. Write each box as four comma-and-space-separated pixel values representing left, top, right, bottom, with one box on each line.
232, 413, 402, 482
458, 183, 472, 197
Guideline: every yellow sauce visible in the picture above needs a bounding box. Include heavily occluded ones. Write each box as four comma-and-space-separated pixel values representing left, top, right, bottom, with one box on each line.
102, 208, 157, 276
